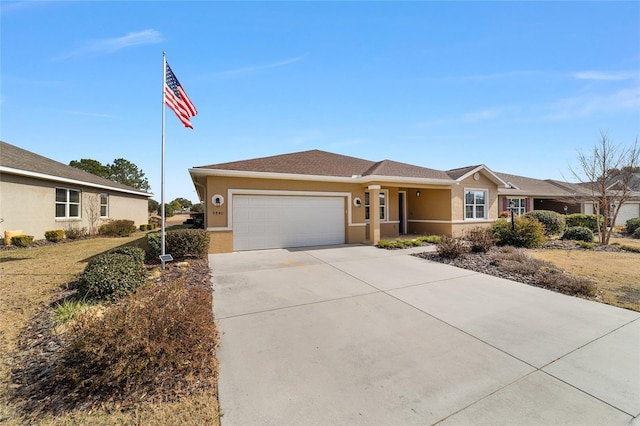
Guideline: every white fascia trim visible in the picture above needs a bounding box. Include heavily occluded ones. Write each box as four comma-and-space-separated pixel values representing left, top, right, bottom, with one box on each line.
207, 227, 232, 231
227, 189, 354, 230
0, 166, 151, 197
188, 167, 455, 187
408, 219, 495, 224
350, 222, 367, 227
456, 165, 509, 188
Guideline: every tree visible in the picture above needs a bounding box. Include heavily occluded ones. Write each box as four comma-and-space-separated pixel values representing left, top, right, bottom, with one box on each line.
172, 197, 193, 210
108, 158, 151, 192
570, 132, 639, 245
190, 203, 204, 213
69, 157, 151, 192
148, 199, 160, 215
69, 159, 110, 179
84, 193, 102, 236
170, 200, 183, 211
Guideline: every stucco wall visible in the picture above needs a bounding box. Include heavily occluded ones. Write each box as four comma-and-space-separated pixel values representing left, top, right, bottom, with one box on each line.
0, 173, 148, 242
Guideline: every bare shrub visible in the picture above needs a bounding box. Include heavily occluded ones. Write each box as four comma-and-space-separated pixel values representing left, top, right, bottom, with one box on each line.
437, 235, 468, 259
535, 267, 597, 297
57, 280, 218, 409
465, 227, 496, 253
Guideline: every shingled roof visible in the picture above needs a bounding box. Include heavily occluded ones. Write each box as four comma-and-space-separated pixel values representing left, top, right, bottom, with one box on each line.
194, 149, 458, 181
0, 141, 150, 196
495, 171, 589, 197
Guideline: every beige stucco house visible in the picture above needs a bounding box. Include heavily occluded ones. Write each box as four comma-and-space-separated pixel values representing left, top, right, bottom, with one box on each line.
0, 141, 151, 242
189, 150, 512, 253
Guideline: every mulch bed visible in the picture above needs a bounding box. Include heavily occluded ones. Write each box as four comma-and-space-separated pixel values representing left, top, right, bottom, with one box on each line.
9, 258, 213, 419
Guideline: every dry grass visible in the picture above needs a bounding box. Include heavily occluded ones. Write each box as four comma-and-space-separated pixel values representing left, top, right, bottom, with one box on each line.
0, 227, 220, 425
528, 243, 640, 311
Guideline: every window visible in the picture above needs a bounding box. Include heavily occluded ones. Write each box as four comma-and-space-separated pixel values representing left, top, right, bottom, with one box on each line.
100, 193, 109, 217
465, 190, 487, 220
56, 188, 81, 218
364, 191, 387, 221
507, 198, 526, 216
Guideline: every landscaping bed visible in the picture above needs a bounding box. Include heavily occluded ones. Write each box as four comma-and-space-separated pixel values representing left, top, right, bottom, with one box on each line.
9, 259, 217, 420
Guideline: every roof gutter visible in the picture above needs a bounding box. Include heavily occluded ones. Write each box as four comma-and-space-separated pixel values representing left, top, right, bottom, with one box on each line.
0, 166, 152, 197
188, 168, 456, 186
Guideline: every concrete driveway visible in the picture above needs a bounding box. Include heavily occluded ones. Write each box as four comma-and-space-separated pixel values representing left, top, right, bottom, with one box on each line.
210, 245, 640, 425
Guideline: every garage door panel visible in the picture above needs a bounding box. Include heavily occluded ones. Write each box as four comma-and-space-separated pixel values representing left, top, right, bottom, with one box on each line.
233, 195, 345, 251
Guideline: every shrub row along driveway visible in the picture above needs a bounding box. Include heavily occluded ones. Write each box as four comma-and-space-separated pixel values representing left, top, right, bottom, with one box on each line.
210, 245, 639, 425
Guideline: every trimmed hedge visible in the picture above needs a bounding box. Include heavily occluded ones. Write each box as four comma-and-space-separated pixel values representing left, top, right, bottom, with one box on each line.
98, 220, 136, 237
106, 246, 146, 264
565, 214, 604, 233
45, 229, 65, 243
626, 218, 640, 235
491, 217, 546, 248
633, 227, 640, 239
78, 253, 147, 302
146, 229, 210, 261
11, 235, 34, 248
524, 210, 565, 236
561, 226, 594, 243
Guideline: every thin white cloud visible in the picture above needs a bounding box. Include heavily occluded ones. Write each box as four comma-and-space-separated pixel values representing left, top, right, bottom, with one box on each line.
55, 29, 163, 60
462, 108, 505, 122
543, 86, 640, 120
573, 71, 638, 81
215, 55, 307, 77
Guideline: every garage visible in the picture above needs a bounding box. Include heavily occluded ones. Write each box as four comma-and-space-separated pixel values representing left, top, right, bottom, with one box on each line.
232, 195, 346, 251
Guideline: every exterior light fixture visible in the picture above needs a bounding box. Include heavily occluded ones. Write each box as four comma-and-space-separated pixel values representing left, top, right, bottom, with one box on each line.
416, 191, 421, 197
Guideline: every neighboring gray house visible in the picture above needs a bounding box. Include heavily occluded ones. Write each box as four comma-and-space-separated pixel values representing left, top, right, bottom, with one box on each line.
0, 141, 151, 242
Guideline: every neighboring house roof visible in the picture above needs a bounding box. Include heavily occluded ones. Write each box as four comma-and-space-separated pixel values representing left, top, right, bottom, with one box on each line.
0, 141, 150, 197
495, 171, 591, 198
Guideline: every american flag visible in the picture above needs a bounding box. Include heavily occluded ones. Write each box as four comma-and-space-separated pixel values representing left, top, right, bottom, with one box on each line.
164, 62, 197, 129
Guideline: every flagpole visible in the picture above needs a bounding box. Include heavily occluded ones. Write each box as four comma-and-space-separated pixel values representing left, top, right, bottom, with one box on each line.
161, 51, 167, 266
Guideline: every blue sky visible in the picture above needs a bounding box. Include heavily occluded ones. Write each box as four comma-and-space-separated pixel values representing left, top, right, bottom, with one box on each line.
2, 1, 639, 203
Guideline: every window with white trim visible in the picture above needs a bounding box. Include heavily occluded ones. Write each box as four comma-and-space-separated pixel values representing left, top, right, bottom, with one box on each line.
56, 188, 81, 218
464, 189, 487, 220
364, 191, 388, 221
507, 198, 526, 215
100, 193, 109, 217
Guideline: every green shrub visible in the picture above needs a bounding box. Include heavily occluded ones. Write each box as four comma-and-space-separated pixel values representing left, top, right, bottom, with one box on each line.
78, 253, 147, 302
417, 235, 441, 244
139, 224, 148, 231
577, 241, 594, 249
106, 246, 146, 264
166, 229, 209, 259
524, 210, 566, 236
65, 227, 88, 240
146, 229, 209, 261
561, 226, 594, 243
146, 232, 162, 260
633, 228, 640, 239
437, 235, 468, 259
45, 229, 65, 243
98, 220, 136, 237
376, 240, 394, 249
565, 214, 604, 233
54, 298, 92, 325
491, 217, 545, 248
626, 218, 640, 235
465, 226, 496, 253
11, 235, 34, 248
58, 280, 218, 407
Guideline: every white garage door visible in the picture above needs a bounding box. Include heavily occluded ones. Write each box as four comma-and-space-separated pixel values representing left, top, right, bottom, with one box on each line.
233, 195, 345, 251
